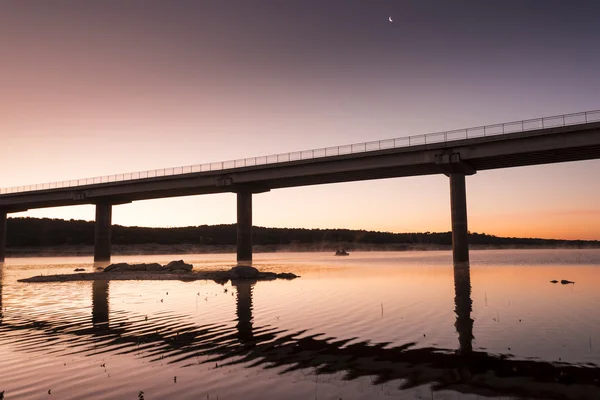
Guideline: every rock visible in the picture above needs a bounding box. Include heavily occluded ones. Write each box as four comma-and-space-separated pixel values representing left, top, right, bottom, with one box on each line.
256, 272, 278, 281
104, 263, 129, 272
229, 265, 259, 279
335, 249, 349, 256
145, 263, 163, 272
560, 279, 575, 284
550, 280, 558, 283
74, 268, 85, 272
165, 260, 193, 272
213, 276, 229, 285
103, 262, 162, 272
276, 272, 298, 280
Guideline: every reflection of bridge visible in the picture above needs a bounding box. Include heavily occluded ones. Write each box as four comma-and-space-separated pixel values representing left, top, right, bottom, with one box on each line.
1, 264, 599, 399
1, 110, 600, 263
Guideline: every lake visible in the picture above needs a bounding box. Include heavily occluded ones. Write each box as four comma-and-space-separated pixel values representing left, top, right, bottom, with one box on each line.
1, 249, 600, 399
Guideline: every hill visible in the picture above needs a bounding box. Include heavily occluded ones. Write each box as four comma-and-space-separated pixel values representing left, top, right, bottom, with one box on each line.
4, 217, 599, 250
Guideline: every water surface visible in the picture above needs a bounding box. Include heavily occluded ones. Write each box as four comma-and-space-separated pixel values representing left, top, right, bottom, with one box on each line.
1, 249, 600, 399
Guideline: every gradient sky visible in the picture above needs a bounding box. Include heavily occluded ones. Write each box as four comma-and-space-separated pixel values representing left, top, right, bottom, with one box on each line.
1, 1, 600, 240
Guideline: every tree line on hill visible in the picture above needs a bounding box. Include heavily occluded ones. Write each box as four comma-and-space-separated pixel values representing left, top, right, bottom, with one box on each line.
4, 217, 599, 248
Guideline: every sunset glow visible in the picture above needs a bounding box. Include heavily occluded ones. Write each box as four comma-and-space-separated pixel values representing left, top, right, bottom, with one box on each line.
1, 1, 599, 240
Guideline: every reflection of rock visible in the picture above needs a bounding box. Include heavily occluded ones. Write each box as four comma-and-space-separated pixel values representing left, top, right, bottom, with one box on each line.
335, 249, 349, 256
74, 268, 85, 272
550, 280, 558, 283
103, 261, 193, 273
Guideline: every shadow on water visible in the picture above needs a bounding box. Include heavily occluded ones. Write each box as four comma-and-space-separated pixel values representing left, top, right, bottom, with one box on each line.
454, 262, 473, 355
0, 263, 3, 323
232, 280, 254, 343
1, 262, 599, 399
92, 280, 109, 331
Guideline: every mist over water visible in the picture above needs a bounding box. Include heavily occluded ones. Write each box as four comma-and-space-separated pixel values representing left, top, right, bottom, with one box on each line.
1, 249, 600, 399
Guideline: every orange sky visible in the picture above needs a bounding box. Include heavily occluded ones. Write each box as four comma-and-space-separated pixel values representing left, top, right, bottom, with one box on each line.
1, 2, 600, 240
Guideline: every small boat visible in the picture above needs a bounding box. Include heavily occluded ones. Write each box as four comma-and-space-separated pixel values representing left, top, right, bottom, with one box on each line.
335, 249, 349, 256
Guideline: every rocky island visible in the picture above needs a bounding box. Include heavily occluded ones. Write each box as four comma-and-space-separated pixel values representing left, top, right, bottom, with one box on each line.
18, 261, 299, 284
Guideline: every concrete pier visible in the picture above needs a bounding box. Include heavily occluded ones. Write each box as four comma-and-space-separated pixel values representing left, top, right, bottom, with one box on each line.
94, 203, 112, 262
449, 173, 469, 263
0, 211, 6, 262
237, 191, 253, 262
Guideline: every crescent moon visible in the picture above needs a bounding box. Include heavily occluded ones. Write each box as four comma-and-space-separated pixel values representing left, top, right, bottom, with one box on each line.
388, 16, 393, 23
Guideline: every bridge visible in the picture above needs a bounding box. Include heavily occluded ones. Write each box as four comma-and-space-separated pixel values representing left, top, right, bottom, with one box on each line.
1, 110, 600, 263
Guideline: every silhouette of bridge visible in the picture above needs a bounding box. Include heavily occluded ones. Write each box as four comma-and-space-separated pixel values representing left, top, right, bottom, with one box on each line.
1, 110, 600, 263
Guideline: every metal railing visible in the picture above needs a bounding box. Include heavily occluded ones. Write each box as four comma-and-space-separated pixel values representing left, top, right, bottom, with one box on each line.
1, 109, 599, 195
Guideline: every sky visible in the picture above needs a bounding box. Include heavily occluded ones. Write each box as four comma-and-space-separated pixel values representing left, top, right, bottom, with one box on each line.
1, 0, 600, 240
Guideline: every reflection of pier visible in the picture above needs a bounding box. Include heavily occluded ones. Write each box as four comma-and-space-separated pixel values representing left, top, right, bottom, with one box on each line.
92, 280, 109, 330
454, 262, 473, 354
232, 280, 254, 342
1, 266, 600, 399
0, 263, 4, 323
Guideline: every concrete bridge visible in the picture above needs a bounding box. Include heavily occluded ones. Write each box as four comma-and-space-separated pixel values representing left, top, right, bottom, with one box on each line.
1, 110, 599, 263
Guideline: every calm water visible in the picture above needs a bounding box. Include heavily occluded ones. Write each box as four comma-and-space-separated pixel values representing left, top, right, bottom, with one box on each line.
1, 249, 600, 399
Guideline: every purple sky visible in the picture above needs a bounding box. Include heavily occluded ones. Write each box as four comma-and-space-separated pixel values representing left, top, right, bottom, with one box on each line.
1, 1, 600, 239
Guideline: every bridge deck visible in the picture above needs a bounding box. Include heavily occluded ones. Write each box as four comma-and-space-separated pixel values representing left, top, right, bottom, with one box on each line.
1, 118, 599, 212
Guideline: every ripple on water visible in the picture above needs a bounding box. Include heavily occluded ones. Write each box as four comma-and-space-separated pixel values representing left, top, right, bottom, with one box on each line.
1, 250, 600, 399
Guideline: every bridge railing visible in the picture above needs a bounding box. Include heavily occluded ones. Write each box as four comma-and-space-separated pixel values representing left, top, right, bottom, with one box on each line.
2, 109, 599, 195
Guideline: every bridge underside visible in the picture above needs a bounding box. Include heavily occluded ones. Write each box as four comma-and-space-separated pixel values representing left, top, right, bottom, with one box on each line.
0, 172, 472, 263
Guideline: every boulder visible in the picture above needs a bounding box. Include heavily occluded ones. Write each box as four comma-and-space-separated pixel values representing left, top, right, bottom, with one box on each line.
165, 260, 193, 272
276, 272, 298, 280
229, 265, 259, 279
104, 263, 129, 272
103, 262, 162, 272
145, 263, 164, 272
131, 264, 150, 272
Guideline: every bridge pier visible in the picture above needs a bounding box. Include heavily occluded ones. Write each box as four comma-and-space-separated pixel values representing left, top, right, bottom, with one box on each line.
94, 203, 112, 262
237, 191, 253, 262
449, 173, 470, 263
0, 211, 6, 262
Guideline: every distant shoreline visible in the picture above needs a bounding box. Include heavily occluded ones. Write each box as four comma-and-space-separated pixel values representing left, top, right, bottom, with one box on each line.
5, 242, 600, 258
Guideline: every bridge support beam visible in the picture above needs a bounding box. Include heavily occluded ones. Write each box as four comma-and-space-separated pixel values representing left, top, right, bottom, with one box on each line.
449, 173, 470, 264
237, 191, 253, 262
94, 203, 112, 262
0, 211, 6, 262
